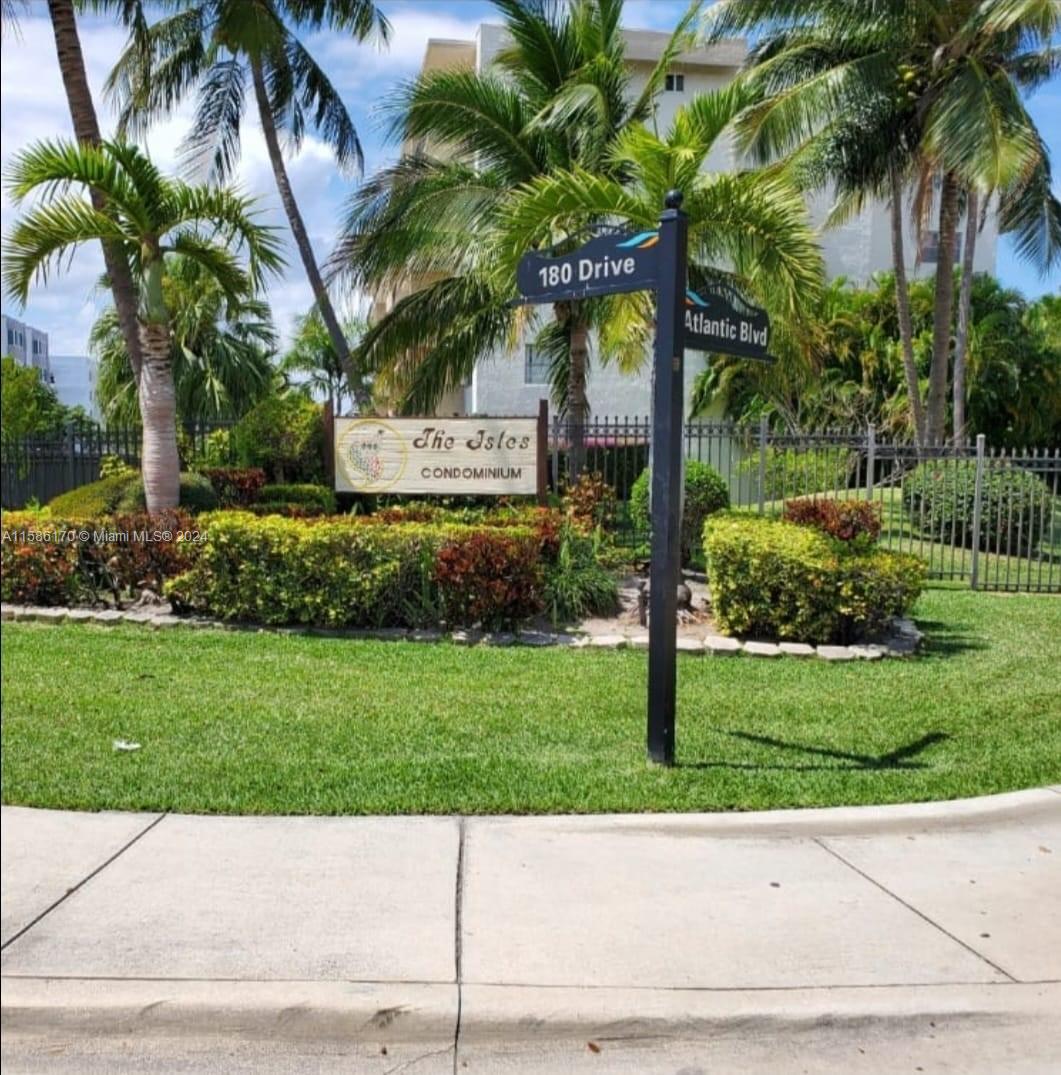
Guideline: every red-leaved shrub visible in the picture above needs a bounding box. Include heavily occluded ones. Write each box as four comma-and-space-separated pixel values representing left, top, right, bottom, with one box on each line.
783, 498, 882, 545
201, 467, 266, 507
433, 530, 543, 629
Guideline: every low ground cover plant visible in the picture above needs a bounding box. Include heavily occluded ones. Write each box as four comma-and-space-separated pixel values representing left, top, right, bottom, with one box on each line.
902, 460, 1052, 553
630, 460, 730, 564
705, 512, 925, 644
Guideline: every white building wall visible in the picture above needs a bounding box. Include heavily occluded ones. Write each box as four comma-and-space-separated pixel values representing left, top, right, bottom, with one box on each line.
2, 314, 50, 379
50, 354, 100, 419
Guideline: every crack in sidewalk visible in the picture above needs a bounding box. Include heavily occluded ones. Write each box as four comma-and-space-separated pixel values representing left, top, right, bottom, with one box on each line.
453, 816, 467, 1075
812, 837, 1018, 983
1, 813, 168, 952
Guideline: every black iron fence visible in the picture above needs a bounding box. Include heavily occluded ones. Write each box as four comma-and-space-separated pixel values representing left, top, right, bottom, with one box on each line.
3, 415, 1057, 593
548, 417, 1061, 594
1, 420, 234, 508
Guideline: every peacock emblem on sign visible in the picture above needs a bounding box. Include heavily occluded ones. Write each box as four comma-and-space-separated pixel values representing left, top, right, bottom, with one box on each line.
337, 419, 408, 492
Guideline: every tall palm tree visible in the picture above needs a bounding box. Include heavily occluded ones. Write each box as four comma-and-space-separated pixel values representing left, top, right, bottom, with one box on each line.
281, 308, 368, 415
4, 140, 283, 510
329, 0, 703, 480
106, 0, 388, 411
702, 0, 1061, 444
41, 0, 145, 380
92, 254, 277, 425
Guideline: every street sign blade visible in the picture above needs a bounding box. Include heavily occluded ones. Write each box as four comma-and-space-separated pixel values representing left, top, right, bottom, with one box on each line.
683, 284, 771, 361
515, 230, 659, 304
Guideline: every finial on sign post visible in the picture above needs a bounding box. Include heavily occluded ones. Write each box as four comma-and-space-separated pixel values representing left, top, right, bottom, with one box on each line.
664, 189, 683, 210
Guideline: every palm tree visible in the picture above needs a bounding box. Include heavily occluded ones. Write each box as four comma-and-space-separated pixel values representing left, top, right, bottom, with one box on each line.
702, 0, 1061, 444
92, 254, 277, 425
329, 0, 703, 480
496, 87, 823, 397
40, 0, 145, 380
4, 139, 283, 510
281, 308, 368, 415
105, 0, 388, 412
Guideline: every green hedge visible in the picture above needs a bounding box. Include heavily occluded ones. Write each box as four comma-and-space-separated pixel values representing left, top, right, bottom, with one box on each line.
902, 460, 1052, 553
166, 512, 547, 629
705, 513, 925, 644
630, 460, 729, 564
48, 472, 218, 516
250, 483, 337, 517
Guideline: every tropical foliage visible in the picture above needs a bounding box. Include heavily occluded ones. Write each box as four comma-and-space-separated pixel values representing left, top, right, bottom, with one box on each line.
107, 0, 389, 410
693, 272, 1061, 447
3, 139, 282, 510
91, 255, 277, 425
701, 0, 1061, 444
280, 308, 369, 414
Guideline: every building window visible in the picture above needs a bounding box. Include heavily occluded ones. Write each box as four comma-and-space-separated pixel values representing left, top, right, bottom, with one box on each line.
524, 344, 550, 385
665, 73, 685, 92
919, 231, 963, 263
6, 329, 11, 346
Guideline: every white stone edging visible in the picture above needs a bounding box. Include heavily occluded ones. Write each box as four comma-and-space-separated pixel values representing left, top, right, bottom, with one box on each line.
1, 603, 924, 660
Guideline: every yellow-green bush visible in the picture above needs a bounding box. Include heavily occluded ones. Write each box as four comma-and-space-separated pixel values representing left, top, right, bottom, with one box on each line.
166, 511, 544, 629
704, 513, 925, 644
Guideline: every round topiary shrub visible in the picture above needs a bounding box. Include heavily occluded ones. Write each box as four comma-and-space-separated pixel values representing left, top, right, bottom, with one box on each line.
630, 460, 730, 564
115, 472, 219, 514
901, 460, 1052, 554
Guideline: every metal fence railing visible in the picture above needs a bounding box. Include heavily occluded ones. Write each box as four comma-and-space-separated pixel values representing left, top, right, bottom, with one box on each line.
1, 419, 234, 509
548, 417, 1061, 594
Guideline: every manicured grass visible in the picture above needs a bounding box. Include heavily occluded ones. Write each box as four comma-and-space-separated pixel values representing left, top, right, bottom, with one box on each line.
2, 588, 1059, 815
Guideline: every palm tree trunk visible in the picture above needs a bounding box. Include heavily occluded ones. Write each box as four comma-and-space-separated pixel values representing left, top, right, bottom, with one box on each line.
889, 165, 925, 449
47, 0, 143, 382
926, 171, 960, 444
250, 56, 371, 413
567, 313, 590, 484
953, 188, 979, 444
138, 321, 180, 511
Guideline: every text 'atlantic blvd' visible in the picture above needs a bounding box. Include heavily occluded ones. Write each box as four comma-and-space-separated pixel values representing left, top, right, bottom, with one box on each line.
515, 230, 660, 303
334, 416, 539, 496
684, 285, 774, 363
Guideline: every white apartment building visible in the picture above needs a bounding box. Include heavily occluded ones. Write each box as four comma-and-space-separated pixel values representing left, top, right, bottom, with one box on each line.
2, 314, 51, 381
381, 24, 998, 419
50, 354, 100, 419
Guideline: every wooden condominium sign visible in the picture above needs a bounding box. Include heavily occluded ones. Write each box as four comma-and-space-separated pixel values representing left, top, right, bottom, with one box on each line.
334, 412, 545, 497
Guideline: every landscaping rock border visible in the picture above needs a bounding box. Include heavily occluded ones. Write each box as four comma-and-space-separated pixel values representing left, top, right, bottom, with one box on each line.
0, 603, 924, 660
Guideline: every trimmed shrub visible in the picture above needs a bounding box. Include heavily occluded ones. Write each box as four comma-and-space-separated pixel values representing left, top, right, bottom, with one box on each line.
166, 512, 547, 629
48, 473, 138, 517
743, 445, 858, 500
902, 460, 1051, 553
1, 512, 82, 605
542, 525, 619, 625
232, 394, 324, 483
255, 483, 337, 516
1, 509, 197, 605
434, 530, 543, 629
705, 513, 925, 644
201, 467, 266, 507
630, 460, 730, 563
49, 472, 218, 516
783, 497, 882, 547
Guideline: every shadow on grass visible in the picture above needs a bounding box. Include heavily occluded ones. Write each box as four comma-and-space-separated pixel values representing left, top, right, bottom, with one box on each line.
680, 730, 949, 773
915, 619, 988, 659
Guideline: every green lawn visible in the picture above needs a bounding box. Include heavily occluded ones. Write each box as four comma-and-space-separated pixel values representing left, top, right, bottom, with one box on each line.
2, 588, 1059, 815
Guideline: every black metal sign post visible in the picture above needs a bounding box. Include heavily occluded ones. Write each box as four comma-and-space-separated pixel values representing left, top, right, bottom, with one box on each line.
515, 193, 768, 766
646, 191, 688, 765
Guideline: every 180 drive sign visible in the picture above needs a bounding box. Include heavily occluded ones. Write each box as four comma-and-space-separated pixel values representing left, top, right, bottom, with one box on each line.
515, 230, 660, 303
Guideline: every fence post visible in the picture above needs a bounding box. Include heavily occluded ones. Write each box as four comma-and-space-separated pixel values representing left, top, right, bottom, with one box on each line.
757, 414, 768, 515
970, 434, 986, 591
866, 423, 876, 501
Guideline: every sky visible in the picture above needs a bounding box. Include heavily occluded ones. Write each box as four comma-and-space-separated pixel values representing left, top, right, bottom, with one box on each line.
1, 0, 1058, 357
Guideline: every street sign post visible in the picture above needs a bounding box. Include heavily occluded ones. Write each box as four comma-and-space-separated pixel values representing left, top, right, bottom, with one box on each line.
515, 194, 766, 766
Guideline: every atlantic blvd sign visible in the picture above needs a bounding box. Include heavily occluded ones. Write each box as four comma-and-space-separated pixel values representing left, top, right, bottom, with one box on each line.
515, 229, 660, 303
684, 284, 774, 363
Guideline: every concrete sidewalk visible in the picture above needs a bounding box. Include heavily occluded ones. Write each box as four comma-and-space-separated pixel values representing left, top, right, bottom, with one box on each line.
3, 789, 1060, 1073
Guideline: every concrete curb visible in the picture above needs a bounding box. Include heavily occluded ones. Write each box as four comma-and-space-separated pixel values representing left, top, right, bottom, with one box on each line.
0, 979, 457, 1044
3, 978, 1058, 1047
